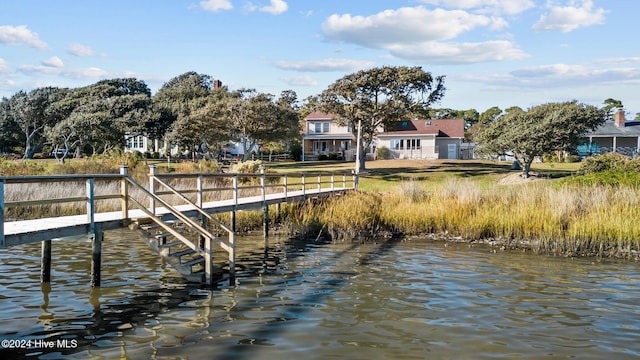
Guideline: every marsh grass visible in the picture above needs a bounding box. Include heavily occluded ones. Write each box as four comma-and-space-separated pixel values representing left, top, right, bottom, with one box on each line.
285, 179, 640, 257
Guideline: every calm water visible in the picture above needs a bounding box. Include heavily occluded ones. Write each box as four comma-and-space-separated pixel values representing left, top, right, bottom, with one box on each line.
0, 229, 639, 359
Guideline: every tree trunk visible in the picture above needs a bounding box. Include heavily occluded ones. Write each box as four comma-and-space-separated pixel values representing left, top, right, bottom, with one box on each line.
358, 146, 366, 171
521, 159, 533, 178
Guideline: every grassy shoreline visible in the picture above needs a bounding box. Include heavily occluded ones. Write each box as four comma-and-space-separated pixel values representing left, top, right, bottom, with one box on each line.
2, 157, 638, 259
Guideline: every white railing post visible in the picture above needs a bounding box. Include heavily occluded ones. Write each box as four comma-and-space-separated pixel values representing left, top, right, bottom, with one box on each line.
343, 174, 346, 189
283, 174, 288, 201
317, 174, 321, 193
149, 165, 157, 215
228, 232, 236, 281
120, 165, 129, 220
301, 174, 306, 198
233, 174, 239, 208
0, 179, 4, 248
86, 178, 95, 234
197, 174, 204, 208
260, 166, 266, 203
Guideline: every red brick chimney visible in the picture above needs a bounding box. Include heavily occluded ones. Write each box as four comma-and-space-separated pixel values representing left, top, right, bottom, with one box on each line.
213, 80, 222, 89
614, 109, 626, 127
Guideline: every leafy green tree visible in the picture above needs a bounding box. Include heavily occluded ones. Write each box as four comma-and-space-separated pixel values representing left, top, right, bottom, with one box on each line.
475, 101, 606, 178
46, 78, 153, 156
164, 88, 231, 158
0, 96, 21, 153
154, 72, 218, 154
224, 89, 299, 162
319, 66, 446, 170
602, 98, 623, 119
3, 87, 68, 158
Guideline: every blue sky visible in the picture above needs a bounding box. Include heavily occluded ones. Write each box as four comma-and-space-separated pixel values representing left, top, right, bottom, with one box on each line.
1, 0, 638, 117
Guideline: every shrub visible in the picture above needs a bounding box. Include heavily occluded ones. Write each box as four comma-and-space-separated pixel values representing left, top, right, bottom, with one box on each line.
174, 159, 221, 173
289, 142, 303, 161
318, 154, 328, 161
229, 160, 279, 184
565, 154, 580, 163
376, 146, 391, 160
579, 153, 630, 174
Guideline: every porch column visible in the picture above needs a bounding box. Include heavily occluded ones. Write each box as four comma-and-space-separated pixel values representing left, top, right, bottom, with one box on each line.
613, 137, 617, 153
302, 140, 305, 161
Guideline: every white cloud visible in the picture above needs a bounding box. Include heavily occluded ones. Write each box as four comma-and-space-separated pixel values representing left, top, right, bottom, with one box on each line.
322, 7, 503, 48
0, 25, 48, 49
322, 6, 522, 64
533, 0, 606, 33
261, 0, 288, 15
0, 78, 15, 88
466, 63, 640, 89
418, 0, 535, 15
18, 63, 108, 79
64, 67, 109, 79
388, 40, 529, 64
273, 58, 375, 72
594, 57, 640, 65
42, 56, 64, 68
200, 0, 233, 12
0, 58, 9, 73
280, 75, 318, 87
67, 43, 103, 57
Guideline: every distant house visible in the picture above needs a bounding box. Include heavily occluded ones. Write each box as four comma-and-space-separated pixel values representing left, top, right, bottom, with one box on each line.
302, 112, 371, 161
301, 112, 465, 161
579, 109, 640, 158
376, 118, 465, 160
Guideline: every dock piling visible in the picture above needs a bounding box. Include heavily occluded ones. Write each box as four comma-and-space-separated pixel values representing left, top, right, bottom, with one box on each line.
41, 240, 52, 283
91, 225, 103, 287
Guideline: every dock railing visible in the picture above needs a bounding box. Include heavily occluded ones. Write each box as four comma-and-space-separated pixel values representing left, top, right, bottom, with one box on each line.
0, 166, 358, 248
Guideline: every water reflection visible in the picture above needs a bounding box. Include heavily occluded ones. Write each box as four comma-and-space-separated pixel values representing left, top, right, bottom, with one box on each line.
0, 231, 639, 359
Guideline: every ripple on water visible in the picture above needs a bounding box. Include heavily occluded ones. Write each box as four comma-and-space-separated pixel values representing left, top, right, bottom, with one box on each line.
1, 234, 640, 359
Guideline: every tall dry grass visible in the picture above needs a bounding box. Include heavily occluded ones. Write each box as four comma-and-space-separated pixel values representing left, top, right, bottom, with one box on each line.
285, 179, 640, 257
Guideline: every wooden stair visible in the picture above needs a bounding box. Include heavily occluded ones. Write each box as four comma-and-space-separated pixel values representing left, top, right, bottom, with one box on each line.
134, 219, 224, 283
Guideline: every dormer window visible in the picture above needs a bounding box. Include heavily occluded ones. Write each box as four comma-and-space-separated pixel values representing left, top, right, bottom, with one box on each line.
426, 121, 431, 126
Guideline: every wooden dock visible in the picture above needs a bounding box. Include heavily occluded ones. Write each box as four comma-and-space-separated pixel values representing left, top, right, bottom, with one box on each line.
0, 165, 357, 285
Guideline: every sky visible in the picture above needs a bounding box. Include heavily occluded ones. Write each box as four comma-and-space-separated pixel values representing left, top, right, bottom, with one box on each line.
1, 0, 638, 117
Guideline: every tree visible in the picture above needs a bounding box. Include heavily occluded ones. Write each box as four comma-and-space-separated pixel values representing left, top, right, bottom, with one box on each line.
602, 98, 623, 119
0, 96, 21, 153
224, 89, 299, 161
4, 87, 67, 158
154, 72, 218, 154
475, 101, 606, 178
164, 88, 231, 158
46, 78, 153, 157
319, 66, 446, 170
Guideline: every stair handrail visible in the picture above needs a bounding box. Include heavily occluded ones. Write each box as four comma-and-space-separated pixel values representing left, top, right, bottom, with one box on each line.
150, 175, 234, 236
126, 195, 205, 256
124, 176, 232, 253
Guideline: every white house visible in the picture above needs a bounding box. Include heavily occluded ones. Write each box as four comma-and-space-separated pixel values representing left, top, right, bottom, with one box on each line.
301, 113, 465, 161
376, 119, 465, 160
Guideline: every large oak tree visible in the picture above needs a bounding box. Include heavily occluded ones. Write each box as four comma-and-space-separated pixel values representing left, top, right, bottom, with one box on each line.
319, 66, 446, 170
475, 101, 606, 178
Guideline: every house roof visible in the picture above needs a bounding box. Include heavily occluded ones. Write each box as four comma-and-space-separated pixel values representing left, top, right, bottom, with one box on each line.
588, 120, 640, 137
378, 119, 465, 138
304, 112, 333, 121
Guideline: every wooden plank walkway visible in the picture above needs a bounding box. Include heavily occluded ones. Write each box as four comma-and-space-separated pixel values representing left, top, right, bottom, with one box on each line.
1, 170, 355, 248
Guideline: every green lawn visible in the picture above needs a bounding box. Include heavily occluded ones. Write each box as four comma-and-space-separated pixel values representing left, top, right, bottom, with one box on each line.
267, 159, 581, 192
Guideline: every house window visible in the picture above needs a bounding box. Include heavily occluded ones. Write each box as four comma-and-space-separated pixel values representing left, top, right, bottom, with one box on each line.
390, 138, 421, 150
314, 122, 330, 134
